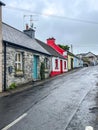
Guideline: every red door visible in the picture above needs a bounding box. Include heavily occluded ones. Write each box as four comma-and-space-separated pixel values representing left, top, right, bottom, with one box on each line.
60, 60, 63, 73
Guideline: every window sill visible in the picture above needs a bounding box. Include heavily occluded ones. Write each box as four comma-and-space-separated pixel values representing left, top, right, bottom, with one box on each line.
45, 69, 49, 73
15, 71, 24, 77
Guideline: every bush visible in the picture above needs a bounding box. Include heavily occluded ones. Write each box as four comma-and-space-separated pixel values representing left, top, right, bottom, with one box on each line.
40, 62, 45, 80
9, 82, 16, 89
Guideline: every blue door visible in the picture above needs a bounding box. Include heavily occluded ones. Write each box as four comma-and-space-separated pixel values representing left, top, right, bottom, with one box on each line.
33, 55, 38, 80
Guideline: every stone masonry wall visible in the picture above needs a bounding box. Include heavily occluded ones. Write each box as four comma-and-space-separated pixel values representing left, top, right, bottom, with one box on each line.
5, 46, 51, 88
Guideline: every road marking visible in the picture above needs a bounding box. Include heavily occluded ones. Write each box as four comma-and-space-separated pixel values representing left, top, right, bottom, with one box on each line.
85, 126, 93, 130
1, 113, 27, 130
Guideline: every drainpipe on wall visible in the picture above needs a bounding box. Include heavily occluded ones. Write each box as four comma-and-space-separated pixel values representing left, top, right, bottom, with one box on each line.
0, 1, 5, 92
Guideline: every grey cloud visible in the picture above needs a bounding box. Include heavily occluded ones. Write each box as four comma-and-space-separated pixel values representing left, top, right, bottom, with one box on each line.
2, 0, 98, 54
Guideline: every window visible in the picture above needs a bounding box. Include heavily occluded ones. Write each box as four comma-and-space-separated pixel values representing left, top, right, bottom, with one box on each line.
55, 59, 58, 69
64, 61, 66, 69
44, 57, 50, 69
15, 52, 23, 71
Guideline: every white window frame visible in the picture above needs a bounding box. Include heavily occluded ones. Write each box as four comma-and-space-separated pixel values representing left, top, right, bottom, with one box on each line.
15, 52, 23, 71
44, 57, 49, 69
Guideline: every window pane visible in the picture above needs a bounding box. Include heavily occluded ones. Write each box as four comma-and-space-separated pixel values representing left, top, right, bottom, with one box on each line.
55, 59, 58, 69
17, 53, 21, 62
18, 63, 21, 70
44, 58, 49, 69
64, 61, 66, 69
15, 52, 23, 71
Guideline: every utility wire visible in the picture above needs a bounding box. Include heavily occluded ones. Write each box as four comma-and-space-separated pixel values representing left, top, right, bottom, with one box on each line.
4, 6, 98, 25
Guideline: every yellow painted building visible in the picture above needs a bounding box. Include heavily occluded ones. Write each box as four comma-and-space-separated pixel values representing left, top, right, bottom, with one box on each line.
68, 52, 74, 70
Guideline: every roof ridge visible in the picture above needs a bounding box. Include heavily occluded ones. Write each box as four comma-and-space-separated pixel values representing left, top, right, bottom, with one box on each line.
36, 39, 67, 59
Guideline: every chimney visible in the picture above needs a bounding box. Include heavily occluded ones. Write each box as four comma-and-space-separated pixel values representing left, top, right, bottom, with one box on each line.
0, 1, 5, 92
47, 37, 55, 46
24, 24, 35, 39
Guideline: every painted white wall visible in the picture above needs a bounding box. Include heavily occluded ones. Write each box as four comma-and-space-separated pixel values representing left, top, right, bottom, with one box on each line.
62, 60, 68, 72
51, 57, 68, 73
52, 57, 60, 72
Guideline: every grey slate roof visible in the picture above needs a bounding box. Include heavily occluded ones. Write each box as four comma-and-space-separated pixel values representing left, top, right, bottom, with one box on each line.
2, 23, 51, 56
77, 52, 97, 58
36, 39, 66, 59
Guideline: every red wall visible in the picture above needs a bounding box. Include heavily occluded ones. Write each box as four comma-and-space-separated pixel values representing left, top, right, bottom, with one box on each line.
47, 38, 67, 58
50, 71, 61, 77
47, 38, 68, 77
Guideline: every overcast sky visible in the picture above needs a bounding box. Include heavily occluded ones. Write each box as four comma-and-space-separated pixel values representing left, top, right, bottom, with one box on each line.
2, 0, 98, 54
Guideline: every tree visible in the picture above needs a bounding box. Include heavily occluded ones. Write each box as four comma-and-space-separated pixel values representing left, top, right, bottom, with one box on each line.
58, 44, 70, 51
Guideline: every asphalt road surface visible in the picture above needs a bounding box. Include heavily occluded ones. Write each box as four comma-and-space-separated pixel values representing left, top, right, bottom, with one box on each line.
0, 66, 98, 130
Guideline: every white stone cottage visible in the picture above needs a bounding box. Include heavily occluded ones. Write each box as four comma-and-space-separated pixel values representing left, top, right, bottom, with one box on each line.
0, 2, 51, 92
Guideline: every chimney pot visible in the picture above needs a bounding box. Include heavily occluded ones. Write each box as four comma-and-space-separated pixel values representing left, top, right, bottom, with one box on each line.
47, 37, 55, 46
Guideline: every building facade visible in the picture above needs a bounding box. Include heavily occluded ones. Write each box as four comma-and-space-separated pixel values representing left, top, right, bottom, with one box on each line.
67, 52, 74, 70
0, 16, 51, 92
73, 56, 83, 68
46, 38, 68, 74
36, 39, 67, 77
77, 52, 97, 66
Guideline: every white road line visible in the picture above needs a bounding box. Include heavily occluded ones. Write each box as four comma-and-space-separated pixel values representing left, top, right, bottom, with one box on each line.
85, 126, 94, 130
1, 113, 27, 130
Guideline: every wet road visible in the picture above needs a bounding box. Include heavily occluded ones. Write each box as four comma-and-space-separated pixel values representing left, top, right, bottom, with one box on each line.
0, 66, 98, 130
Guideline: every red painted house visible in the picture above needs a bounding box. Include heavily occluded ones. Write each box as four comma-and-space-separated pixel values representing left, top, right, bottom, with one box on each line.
46, 37, 68, 75
47, 38, 68, 59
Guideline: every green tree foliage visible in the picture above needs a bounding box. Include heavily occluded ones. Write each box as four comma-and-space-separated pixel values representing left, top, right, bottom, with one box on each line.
40, 62, 45, 80
58, 44, 70, 51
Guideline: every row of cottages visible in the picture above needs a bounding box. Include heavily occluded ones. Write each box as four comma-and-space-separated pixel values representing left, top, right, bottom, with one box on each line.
0, 1, 67, 92
45, 37, 83, 70
36, 39, 67, 76
0, 2, 83, 92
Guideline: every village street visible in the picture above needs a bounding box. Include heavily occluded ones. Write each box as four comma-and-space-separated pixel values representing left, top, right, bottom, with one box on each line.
0, 66, 98, 130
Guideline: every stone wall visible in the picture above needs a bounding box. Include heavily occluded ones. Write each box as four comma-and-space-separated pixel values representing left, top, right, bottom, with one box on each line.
5, 46, 51, 88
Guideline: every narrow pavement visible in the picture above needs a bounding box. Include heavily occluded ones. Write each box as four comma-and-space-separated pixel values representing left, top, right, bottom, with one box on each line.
0, 66, 98, 130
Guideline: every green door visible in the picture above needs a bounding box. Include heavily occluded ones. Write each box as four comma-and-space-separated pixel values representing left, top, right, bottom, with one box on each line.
33, 55, 39, 80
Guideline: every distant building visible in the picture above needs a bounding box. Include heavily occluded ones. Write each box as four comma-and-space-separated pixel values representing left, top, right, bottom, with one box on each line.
77, 52, 98, 66
68, 51, 83, 70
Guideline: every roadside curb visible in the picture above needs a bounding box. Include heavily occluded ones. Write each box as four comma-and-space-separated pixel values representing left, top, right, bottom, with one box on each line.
0, 68, 82, 98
